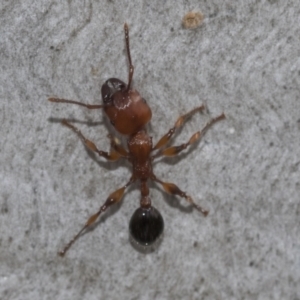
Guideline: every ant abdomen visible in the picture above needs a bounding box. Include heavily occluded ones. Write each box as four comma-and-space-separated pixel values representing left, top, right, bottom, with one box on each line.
129, 207, 164, 246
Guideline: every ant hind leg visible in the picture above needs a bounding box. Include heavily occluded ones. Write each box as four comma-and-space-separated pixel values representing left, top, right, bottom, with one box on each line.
58, 177, 135, 256
152, 176, 209, 216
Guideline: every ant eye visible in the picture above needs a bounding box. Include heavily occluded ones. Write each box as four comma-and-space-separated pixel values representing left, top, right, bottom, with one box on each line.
107, 81, 114, 89
103, 94, 111, 104
110, 120, 115, 126
107, 79, 126, 92
129, 207, 164, 245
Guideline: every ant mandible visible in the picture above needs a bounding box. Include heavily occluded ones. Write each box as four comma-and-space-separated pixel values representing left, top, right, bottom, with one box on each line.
49, 23, 225, 256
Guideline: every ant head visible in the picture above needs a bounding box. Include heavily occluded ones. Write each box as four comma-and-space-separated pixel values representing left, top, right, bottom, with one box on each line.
101, 78, 152, 135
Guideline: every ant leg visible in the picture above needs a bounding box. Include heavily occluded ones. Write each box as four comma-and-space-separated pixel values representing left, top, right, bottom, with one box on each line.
157, 113, 225, 158
61, 120, 122, 161
152, 175, 208, 216
58, 177, 135, 256
124, 23, 134, 90
153, 105, 205, 151
49, 98, 103, 109
107, 134, 129, 158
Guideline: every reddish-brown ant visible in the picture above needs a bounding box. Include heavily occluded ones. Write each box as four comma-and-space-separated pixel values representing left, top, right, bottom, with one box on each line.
49, 23, 225, 256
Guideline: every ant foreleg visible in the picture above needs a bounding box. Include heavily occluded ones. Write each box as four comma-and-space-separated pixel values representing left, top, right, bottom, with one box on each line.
49, 98, 103, 109
107, 134, 129, 158
152, 176, 208, 216
61, 120, 122, 161
154, 113, 226, 158
153, 105, 205, 151
58, 177, 135, 256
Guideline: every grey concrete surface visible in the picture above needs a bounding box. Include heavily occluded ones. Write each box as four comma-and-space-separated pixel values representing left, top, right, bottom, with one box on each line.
0, 1, 299, 299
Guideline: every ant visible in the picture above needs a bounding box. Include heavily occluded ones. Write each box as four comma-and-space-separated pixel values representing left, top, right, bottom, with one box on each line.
49, 23, 225, 257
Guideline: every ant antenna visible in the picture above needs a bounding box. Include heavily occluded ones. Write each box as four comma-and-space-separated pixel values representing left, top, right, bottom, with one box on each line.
124, 23, 134, 91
